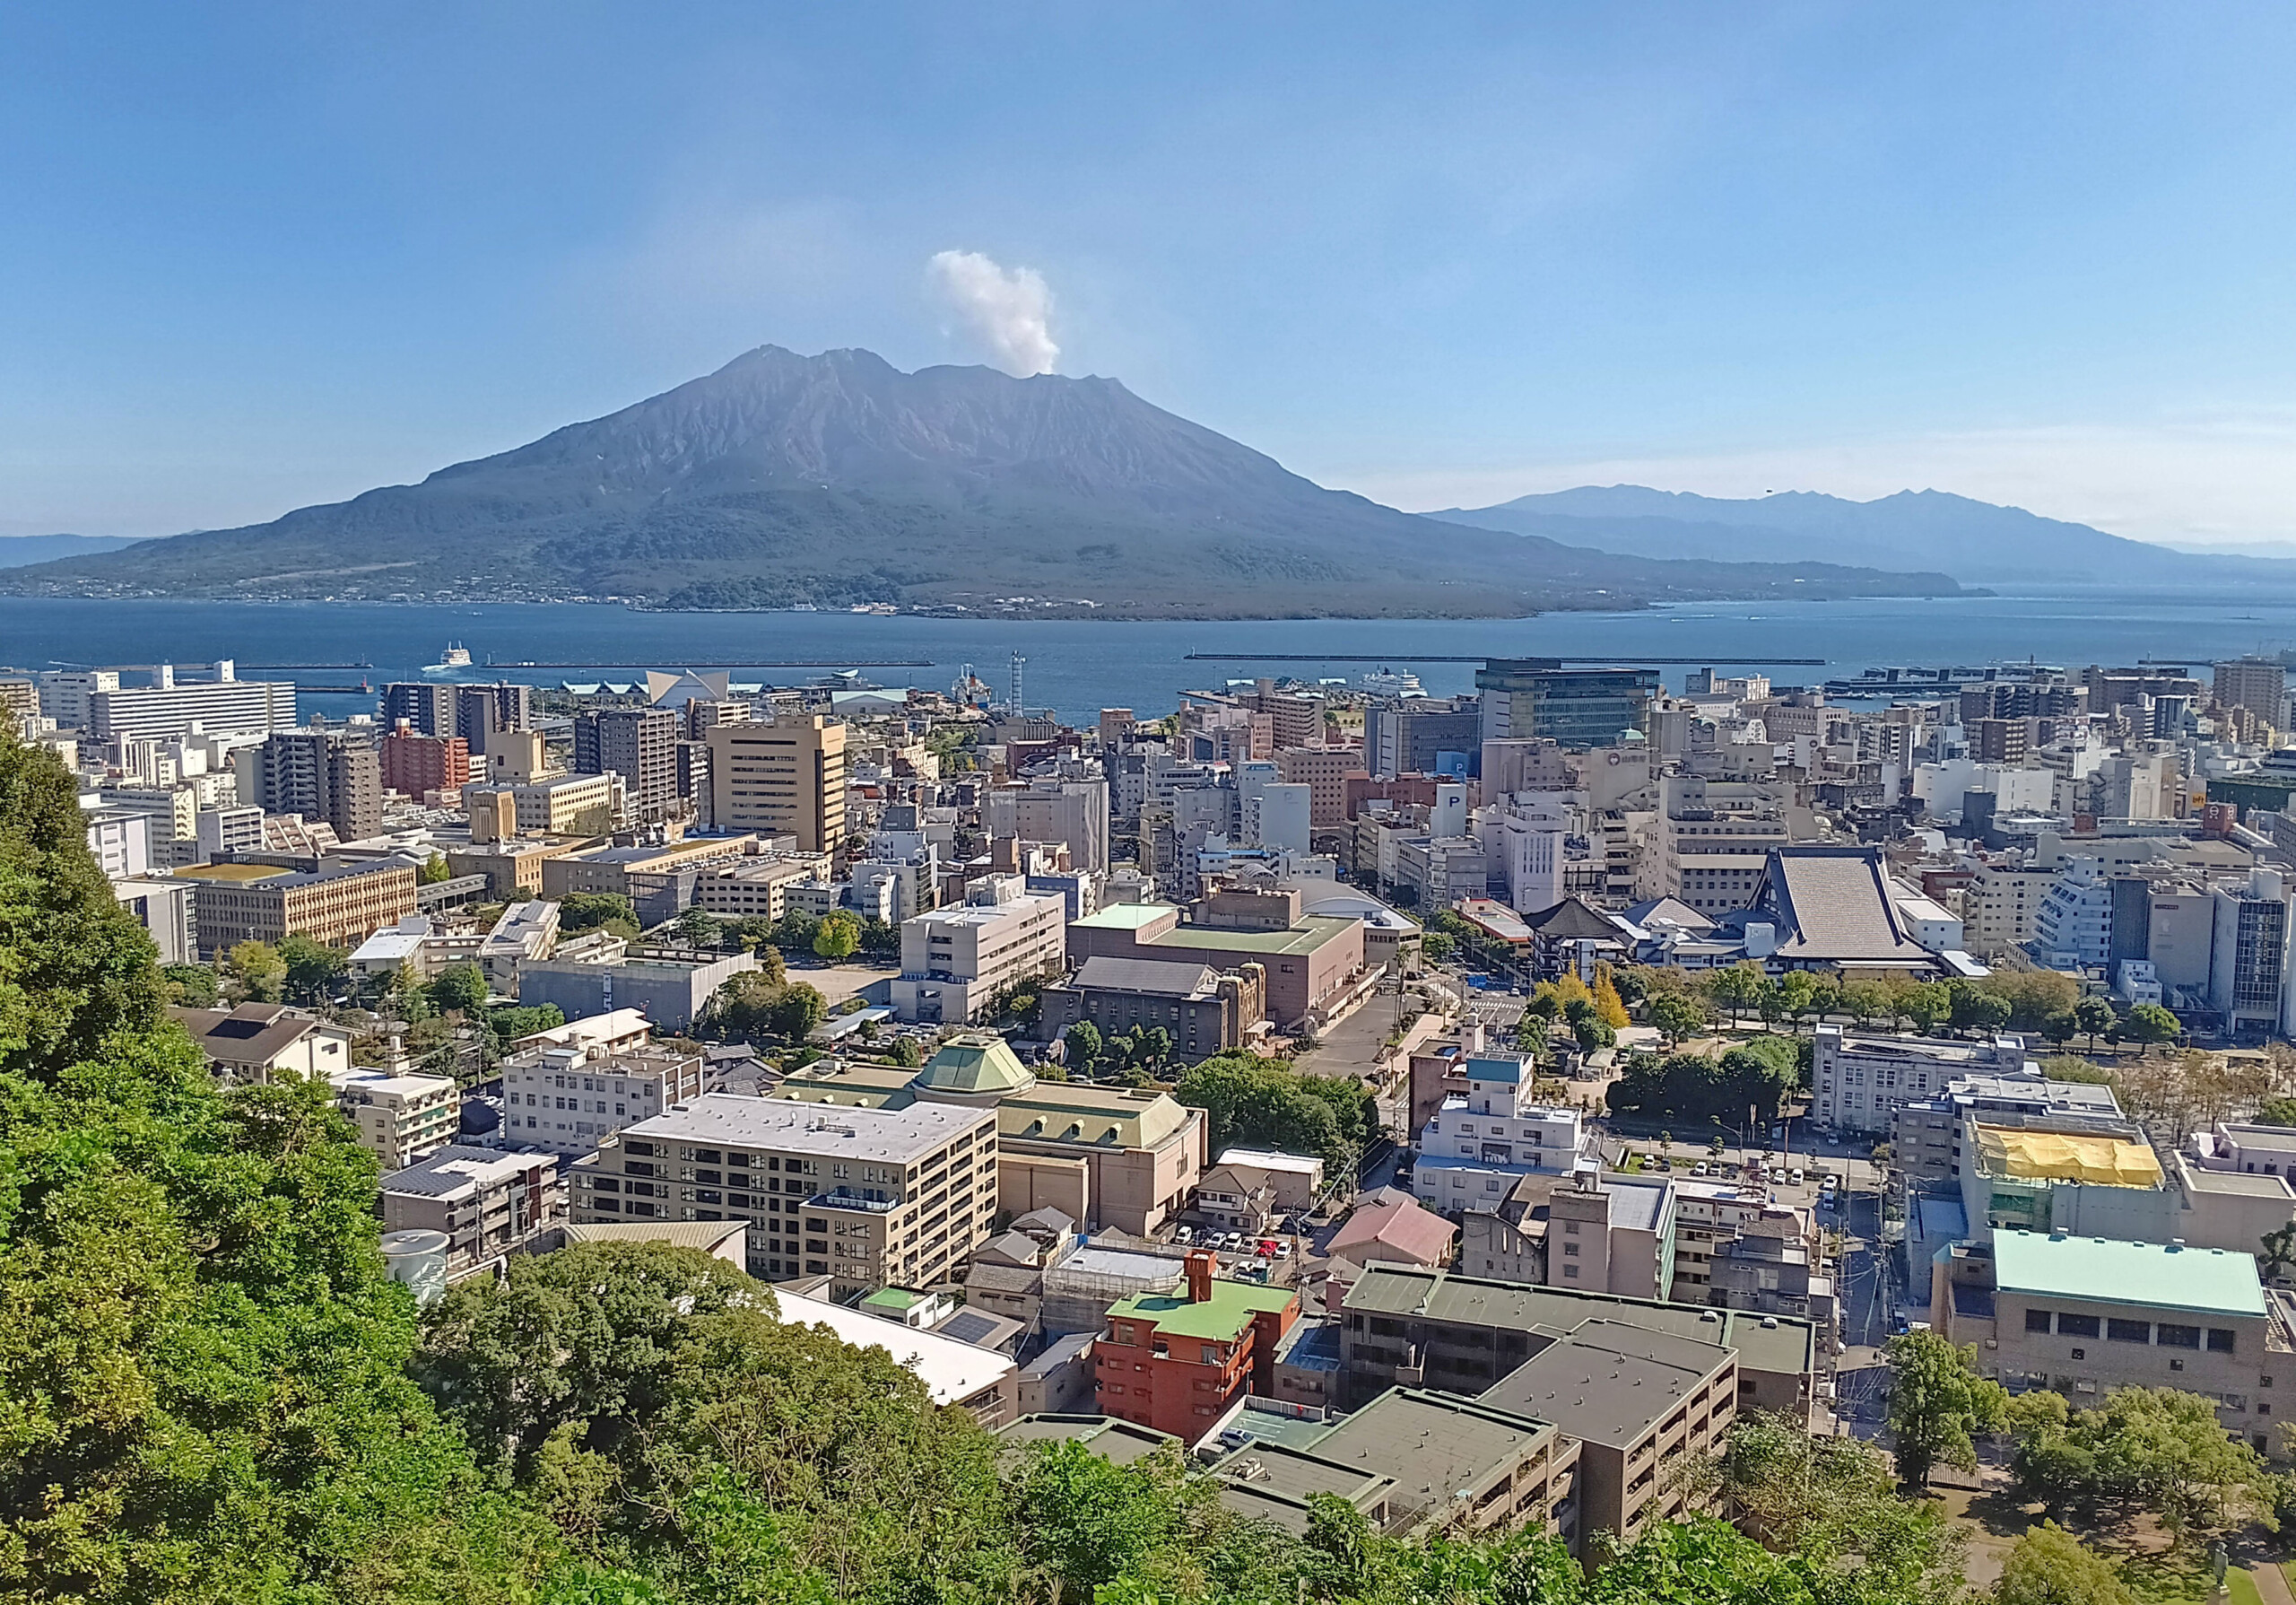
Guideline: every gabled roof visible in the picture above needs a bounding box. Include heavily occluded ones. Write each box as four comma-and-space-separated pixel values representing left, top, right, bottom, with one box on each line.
1326, 1195, 1457, 1268
1621, 895, 1715, 933
169, 1003, 318, 1067
1066, 955, 1222, 999
1749, 847, 1937, 965
1523, 895, 1626, 942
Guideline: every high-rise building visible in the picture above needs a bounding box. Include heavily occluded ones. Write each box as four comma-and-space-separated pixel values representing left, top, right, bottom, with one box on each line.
985, 775, 1109, 871
2213, 658, 2287, 730
380, 682, 457, 737
379, 722, 471, 798
455, 683, 533, 755
88, 664, 297, 743
248, 728, 383, 842
573, 706, 681, 815
1474, 659, 1659, 749
1368, 699, 1483, 779
707, 714, 848, 855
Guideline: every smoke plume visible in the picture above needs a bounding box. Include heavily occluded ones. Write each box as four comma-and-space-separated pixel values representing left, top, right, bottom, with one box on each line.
926, 249, 1059, 375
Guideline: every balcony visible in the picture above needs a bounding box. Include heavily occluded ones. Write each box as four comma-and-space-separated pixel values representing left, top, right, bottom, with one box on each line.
807, 1189, 900, 1214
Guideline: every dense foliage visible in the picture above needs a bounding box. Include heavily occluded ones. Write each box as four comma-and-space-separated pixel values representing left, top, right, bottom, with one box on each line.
1606, 1036, 1804, 1127
1174, 1052, 1377, 1172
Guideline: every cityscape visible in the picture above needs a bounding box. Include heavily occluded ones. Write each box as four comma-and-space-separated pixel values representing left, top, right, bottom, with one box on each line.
10, 8, 2296, 1605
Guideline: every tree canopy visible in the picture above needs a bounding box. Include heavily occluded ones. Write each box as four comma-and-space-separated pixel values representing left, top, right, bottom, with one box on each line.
1174, 1053, 1373, 1172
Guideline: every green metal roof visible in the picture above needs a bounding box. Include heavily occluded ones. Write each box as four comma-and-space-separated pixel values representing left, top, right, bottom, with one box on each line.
1143, 915, 1359, 955
1072, 903, 1181, 929
915, 1033, 1038, 1096
1105, 1279, 1298, 1341
1990, 1230, 2267, 1318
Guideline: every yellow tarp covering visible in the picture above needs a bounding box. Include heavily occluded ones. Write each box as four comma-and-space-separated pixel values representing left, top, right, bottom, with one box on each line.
1975, 1126, 2162, 1187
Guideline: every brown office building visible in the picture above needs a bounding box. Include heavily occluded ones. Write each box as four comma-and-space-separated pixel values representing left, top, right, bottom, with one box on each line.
185, 859, 420, 957
708, 714, 848, 855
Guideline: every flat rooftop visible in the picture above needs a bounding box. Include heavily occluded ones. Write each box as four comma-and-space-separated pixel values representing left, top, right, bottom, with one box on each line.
1344, 1264, 1814, 1378
1105, 1278, 1296, 1342
1308, 1387, 1554, 1500
1989, 1230, 2268, 1319
998, 1414, 1177, 1466
618, 1092, 992, 1164
1475, 1320, 1733, 1448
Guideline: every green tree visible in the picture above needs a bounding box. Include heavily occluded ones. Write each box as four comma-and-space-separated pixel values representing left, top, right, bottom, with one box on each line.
2040, 1009, 2079, 1049
223, 938, 287, 1003
1839, 978, 1890, 1028
276, 932, 348, 1004
698, 970, 783, 1041
1949, 983, 2014, 1036
674, 905, 721, 948
2257, 1094, 2296, 1129
1707, 963, 1767, 1025
2264, 1222, 2296, 1280
1175, 1053, 1369, 1171
2121, 1003, 2180, 1049
559, 891, 639, 937
419, 850, 454, 884
812, 911, 861, 962
1420, 929, 1456, 966
767, 981, 828, 1042
161, 962, 220, 1007
2073, 995, 2118, 1051
1647, 991, 1709, 1046
1063, 1020, 1105, 1075
1885, 1330, 2007, 1489
427, 961, 491, 1016
1902, 981, 1951, 1035
1992, 1522, 2134, 1605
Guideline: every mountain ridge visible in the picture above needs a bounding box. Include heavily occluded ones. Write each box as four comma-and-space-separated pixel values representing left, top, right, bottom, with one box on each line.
1431, 484, 2296, 587
0, 347, 1964, 617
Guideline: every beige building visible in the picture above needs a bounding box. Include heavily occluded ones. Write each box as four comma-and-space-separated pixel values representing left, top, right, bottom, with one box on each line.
1274, 746, 1370, 832
771, 1035, 1210, 1237
541, 833, 759, 899
179, 859, 421, 956
891, 875, 1068, 1025
448, 838, 584, 898
709, 714, 848, 855
380, 1145, 560, 1278
693, 855, 826, 919
466, 772, 620, 842
1934, 1230, 2292, 1458
1641, 775, 1792, 916
170, 1001, 353, 1085
1477, 1320, 1737, 1549
1813, 1025, 2032, 1137
329, 1065, 460, 1170
1963, 857, 2057, 956
570, 1092, 998, 1296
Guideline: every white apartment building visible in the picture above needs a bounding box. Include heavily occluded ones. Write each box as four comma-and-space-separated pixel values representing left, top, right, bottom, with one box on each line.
86, 664, 298, 743
2029, 856, 2113, 970
1961, 857, 2057, 957
568, 1093, 999, 1295
1812, 1025, 2033, 1137
477, 899, 561, 991
1413, 1052, 1588, 1215
329, 1065, 460, 1170
114, 876, 197, 964
891, 874, 1068, 1025
1642, 776, 1791, 916
500, 1038, 708, 1156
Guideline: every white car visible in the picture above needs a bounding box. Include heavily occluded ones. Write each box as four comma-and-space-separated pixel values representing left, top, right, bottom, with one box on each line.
1769, 1168, 1787, 1186
1789, 1168, 1805, 1187
1173, 1226, 1195, 1245
1692, 1161, 1709, 1177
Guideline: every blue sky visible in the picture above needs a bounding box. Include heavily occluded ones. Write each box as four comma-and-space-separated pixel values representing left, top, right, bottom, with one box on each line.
4, 4, 2294, 545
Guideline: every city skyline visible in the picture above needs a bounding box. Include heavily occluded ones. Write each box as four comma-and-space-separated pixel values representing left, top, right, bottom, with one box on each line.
4, 5, 2294, 546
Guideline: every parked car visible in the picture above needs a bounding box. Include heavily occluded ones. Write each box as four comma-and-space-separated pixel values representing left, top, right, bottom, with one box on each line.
1768, 1168, 1787, 1186
1788, 1168, 1805, 1187
1274, 1242, 1293, 1260
1692, 1161, 1709, 1177
1173, 1226, 1195, 1245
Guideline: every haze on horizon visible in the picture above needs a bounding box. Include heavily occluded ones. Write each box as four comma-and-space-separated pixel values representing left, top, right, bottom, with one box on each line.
3, 4, 2293, 550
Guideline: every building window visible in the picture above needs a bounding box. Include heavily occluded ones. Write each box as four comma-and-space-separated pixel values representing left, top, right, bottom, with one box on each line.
1562, 1265, 1579, 1278
2024, 1309, 2052, 1333
2157, 1323, 2200, 1349
2208, 1329, 2239, 1354
2106, 1319, 2152, 1345
2057, 1313, 2100, 1339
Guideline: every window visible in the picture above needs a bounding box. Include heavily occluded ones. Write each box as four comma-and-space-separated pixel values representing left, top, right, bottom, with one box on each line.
2057, 1313, 2100, 1339
1563, 1243, 1580, 1257
2208, 1329, 2239, 1354
2157, 1323, 2200, 1349
1563, 1265, 1579, 1278
2069, 1348, 2085, 1360
2107, 1319, 2152, 1345
2024, 1309, 2053, 1333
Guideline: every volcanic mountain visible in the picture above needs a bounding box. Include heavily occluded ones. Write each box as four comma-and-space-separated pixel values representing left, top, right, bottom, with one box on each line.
1, 346, 1962, 616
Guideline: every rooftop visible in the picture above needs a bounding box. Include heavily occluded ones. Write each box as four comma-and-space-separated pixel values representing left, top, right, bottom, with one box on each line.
380, 1144, 543, 1200
774, 1289, 1013, 1405
1105, 1278, 1298, 1342
1066, 955, 1223, 998
997, 1413, 1178, 1466
1072, 902, 1185, 932
1216, 1147, 1325, 1177
1000, 1083, 1200, 1151
618, 1092, 993, 1164
1974, 1126, 2163, 1189
1342, 1264, 1815, 1377
562, 1220, 749, 1256
1989, 1231, 2268, 1318
1143, 914, 1361, 957
915, 1033, 1039, 1097
1475, 1320, 1735, 1448
169, 1002, 318, 1065
2222, 1123, 2296, 1154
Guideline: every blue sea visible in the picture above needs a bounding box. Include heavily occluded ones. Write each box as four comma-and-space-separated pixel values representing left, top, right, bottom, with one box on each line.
1, 590, 2292, 722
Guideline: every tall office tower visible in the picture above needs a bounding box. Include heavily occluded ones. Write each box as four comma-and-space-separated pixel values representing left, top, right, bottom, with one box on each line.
455, 683, 533, 755
1474, 659, 1660, 749
2213, 658, 2288, 729
707, 713, 848, 855
248, 728, 383, 842
380, 682, 458, 737
574, 706, 681, 815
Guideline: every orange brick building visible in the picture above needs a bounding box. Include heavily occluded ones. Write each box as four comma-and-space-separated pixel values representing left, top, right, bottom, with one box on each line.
1096, 1252, 1300, 1444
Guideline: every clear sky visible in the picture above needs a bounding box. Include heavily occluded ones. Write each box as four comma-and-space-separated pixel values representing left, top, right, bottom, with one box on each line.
4, 4, 2294, 546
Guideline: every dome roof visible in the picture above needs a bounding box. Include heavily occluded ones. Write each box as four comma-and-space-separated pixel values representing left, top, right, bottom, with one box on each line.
914, 1033, 1038, 1098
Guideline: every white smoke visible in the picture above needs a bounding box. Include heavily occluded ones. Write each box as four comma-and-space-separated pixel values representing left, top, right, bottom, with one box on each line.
926, 249, 1060, 375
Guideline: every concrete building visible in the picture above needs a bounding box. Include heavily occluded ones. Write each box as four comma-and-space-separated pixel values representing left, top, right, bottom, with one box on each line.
2214, 658, 2288, 729
1645, 776, 1792, 916
569, 1093, 999, 1295
1038, 955, 1268, 1059
575, 706, 681, 816
329, 1064, 460, 1170
476, 899, 561, 991
380, 682, 457, 737
891, 875, 1068, 1025
1096, 1252, 1300, 1444
1892, 1073, 2126, 1183
348, 914, 483, 981
380, 1145, 560, 1280
1933, 1230, 2292, 1457
517, 949, 759, 1032
183, 859, 420, 956
500, 1037, 707, 1156
1413, 1052, 1588, 1216
1337, 1262, 1816, 1426
1475, 659, 1659, 748
708, 714, 848, 855
987, 775, 1110, 873
1367, 699, 1483, 780
1475, 1319, 1736, 1549
87, 665, 297, 743
379, 723, 470, 798
447, 837, 582, 899
455, 683, 533, 754
2029, 856, 2114, 970
113, 875, 198, 964
465, 772, 620, 842
1274, 746, 1369, 831
775, 1287, 1018, 1425
1812, 1025, 2033, 1137
2209, 868, 2292, 1038
248, 728, 384, 842
692, 856, 822, 920
1544, 1171, 1675, 1299
1065, 891, 1369, 1033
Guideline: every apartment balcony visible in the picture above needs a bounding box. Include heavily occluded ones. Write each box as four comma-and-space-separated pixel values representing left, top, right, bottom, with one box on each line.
808, 1188, 900, 1215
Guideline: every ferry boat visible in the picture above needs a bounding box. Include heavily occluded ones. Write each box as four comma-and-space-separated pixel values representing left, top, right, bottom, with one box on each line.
422, 642, 473, 674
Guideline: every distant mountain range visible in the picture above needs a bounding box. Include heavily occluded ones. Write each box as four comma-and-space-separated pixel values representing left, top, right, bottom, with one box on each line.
1431, 485, 2296, 587
0, 347, 1963, 618
0, 534, 151, 569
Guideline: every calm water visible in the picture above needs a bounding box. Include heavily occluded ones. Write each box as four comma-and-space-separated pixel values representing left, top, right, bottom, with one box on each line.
1, 591, 2292, 721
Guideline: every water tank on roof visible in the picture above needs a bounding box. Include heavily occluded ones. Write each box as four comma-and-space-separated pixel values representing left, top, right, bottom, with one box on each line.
381, 1228, 451, 1307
